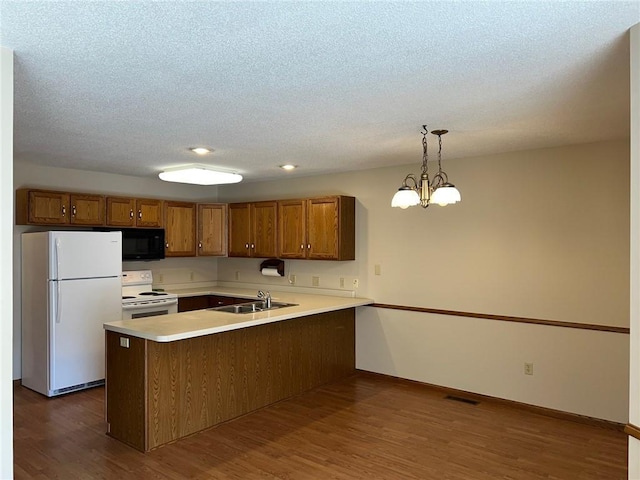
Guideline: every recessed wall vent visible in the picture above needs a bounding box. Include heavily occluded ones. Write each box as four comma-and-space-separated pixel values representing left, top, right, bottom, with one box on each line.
445, 395, 479, 405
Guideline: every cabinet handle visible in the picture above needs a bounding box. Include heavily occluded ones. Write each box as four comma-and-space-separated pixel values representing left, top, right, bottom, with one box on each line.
61, 205, 66, 217
251, 244, 255, 249
307, 244, 311, 249
198, 242, 202, 248
245, 243, 249, 249
165, 242, 169, 248
71, 205, 76, 217
129, 210, 134, 219
138, 210, 142, 219
300, 244, 304, 250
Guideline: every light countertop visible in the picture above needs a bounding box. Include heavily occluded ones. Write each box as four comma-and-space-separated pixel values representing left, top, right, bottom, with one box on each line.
104, 287, 373, 342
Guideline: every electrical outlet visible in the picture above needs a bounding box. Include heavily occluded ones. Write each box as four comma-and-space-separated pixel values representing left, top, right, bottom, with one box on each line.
312, 276, 320, 287
353, 278, 359, 288
374, 264, 381, 276
235, 271, 240, 281
190, 271, 194, 281
119, 337, 130, 348
289, 274, 296, 285
340, 277, 345, 288
524, 363, 534, 375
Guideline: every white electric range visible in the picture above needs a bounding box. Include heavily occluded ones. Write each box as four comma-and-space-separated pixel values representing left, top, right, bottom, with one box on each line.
121, 270, 178, 320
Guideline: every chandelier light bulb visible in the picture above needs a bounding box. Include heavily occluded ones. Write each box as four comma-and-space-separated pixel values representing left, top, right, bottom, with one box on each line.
391, 187, 420, 208
430, 184, 461, 206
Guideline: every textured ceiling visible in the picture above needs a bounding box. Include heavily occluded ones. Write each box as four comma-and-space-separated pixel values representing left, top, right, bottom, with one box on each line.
1, 1, 638, 182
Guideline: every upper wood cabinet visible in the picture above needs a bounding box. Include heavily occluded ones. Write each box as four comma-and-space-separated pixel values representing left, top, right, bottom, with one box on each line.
69, 193, 105, 225
252, 201, 278, 258
278, 196, 355, 260
17, 187, 356, 261
228, 203, 251, 257
228, 201, 277, 258
106, 197, 163, 228
164, 201, 196, 257
197, 204, 227, 256
16, 189, 104, 226
278, 199, 307, 258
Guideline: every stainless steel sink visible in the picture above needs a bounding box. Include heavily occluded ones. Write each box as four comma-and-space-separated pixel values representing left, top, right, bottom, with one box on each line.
209, 301, 298, 314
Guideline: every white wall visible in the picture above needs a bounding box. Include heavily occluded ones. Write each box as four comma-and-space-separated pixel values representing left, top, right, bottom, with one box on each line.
12, 162, 221, 379
629, 22, 640, 480
1, 46, 14, 480
218, 140, 630, 422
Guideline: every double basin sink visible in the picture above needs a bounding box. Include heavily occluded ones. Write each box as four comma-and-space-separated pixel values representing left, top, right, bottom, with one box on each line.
209, 300, 298, 314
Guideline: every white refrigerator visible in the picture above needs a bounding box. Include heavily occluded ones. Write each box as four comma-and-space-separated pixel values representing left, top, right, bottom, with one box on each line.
21, 231, 122, 397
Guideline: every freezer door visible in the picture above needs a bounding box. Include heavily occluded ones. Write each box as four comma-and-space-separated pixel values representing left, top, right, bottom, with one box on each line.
49, 231, 122, 280
49, 276, 122, 393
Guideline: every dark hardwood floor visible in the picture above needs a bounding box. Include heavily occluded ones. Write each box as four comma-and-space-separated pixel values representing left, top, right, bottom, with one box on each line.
13, 371, 627, 479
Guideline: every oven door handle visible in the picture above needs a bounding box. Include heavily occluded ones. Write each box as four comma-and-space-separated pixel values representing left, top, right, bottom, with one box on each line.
122, 298, 178, 311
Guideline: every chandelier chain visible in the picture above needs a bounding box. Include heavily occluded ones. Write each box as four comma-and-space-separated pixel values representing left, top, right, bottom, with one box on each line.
421, 125, 429, 176
437, 133, 443, 173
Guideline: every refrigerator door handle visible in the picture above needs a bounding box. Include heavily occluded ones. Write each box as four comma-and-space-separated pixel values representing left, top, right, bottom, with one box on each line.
54, 237, 61, 280
56, 281, 61, 324
53, 238, 62, 324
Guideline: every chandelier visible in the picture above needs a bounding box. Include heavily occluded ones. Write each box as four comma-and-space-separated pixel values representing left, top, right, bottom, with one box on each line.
391, 126, 461, 209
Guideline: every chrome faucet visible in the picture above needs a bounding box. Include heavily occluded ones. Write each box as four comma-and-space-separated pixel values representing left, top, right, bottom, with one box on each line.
257, 290, 272, 308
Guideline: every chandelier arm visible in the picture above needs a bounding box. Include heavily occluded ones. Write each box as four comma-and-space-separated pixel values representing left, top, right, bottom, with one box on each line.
432, 170, 449, 187
403, 174, 419, 189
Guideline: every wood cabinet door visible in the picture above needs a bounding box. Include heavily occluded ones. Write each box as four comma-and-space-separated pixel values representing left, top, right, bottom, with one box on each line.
278, 199, 306, 258
198, 204, 227, 256
28, 190, 70, 225
208, 296, 248, 307
136, 199, 163, 227
307, 197, 340, 260
228, 203, 252, 257
106, 197, 136, 226
165, 202, 196, 257
251, 201, 278, 258
177, 296, 211, 313
69, 194, 105, 225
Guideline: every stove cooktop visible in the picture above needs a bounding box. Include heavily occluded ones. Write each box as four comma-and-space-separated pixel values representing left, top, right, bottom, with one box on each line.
121, 270, 177, 305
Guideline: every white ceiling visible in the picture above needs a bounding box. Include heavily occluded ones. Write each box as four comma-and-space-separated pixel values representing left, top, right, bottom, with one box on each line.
1, 1, 638, 183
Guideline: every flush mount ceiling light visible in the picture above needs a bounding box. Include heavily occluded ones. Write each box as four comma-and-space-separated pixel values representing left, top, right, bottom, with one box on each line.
279, 164, 297, 171
391, 125, 461, 209
189, 147, 212, 155
159, 164, 243, 185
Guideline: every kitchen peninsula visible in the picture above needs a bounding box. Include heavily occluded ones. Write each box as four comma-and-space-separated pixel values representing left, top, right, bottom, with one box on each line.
103, 289, 372, 451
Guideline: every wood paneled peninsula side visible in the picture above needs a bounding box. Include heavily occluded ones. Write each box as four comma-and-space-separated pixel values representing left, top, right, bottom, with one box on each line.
103, 289, 372, 452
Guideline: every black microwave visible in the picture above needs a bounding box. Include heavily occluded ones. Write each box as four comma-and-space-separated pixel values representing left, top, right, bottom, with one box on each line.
97, 228, 165, 260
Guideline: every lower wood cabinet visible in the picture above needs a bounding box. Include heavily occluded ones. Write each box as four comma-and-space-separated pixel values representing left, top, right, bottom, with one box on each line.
177, 295, 248, 312
105, 308, 356, 451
